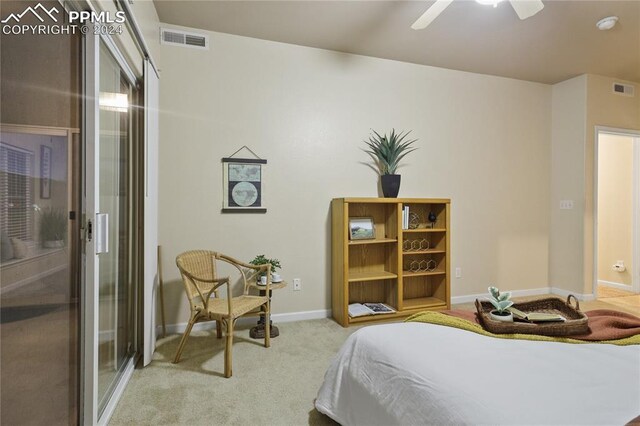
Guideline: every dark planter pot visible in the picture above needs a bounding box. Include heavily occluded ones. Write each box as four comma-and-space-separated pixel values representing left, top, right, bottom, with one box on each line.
381, 174, 401, 198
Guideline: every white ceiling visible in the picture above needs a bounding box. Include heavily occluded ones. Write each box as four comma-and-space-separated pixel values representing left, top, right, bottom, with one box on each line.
153, 0, 640, 85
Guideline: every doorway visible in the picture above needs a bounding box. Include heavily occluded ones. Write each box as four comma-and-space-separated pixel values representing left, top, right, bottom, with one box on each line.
594, 128, 640, 308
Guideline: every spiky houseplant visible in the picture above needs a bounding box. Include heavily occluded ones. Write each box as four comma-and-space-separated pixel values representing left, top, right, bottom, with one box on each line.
363, 129, 418, 197
364, 129, 418, 175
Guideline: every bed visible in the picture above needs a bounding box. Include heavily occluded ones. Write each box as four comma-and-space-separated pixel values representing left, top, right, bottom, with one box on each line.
315, 321, 640, 425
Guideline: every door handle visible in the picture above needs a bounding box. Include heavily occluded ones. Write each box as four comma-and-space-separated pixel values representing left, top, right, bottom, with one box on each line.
86, 219, 92, 242
95, 213, 109, 254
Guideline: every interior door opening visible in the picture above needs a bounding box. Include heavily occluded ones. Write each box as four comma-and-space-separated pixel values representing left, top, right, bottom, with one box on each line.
594, 128, 640, 303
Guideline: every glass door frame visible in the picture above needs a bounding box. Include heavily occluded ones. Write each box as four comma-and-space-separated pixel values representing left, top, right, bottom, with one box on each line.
82, 25, 140, 426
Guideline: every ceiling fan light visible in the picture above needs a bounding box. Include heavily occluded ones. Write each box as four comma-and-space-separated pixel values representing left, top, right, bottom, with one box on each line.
596, 16, 618, 31
475, 0, 504, 7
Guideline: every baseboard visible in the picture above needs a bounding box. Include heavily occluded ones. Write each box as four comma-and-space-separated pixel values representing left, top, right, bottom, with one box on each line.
452, 287, 596, 304
549, 287, 596, 301
451, 287, 551, 305
97, 357, 136, 426
597, 280, 635, 291
158, 309, 331, 336
270, 309, 331, 323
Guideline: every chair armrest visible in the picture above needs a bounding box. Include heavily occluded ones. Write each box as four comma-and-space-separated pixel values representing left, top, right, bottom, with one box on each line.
179, 267, 228, 285
215, 253, 273, 294
216, 253, 271, 274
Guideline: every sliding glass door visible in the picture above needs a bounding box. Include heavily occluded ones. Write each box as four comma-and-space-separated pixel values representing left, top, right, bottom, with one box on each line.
84, 30, 141, 424
96, 42, 138, 415
1, 1, 144, 422
0, 1, 81, 423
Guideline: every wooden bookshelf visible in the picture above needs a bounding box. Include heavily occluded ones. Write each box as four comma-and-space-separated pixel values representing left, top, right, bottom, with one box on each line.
331, 197, 451, 327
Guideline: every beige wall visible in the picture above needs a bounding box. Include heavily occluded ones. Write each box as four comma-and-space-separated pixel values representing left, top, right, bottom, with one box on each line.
550, 74, 640, 295
158, 26, 552, 324
597, 134, 633, 285
549, 76, 587, 292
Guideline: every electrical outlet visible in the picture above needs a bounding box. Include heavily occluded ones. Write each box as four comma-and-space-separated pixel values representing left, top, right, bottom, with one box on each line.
455, 267, 462, 278
293, 278, 301, 291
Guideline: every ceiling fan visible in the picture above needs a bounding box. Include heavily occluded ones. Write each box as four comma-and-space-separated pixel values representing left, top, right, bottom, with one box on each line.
411, 0, 544, 30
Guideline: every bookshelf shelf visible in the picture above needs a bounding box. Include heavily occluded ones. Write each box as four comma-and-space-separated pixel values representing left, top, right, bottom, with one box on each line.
402, 270, 446, 278
348, 270, 398, 282
402, 296, 447, 310
402, 250, 446, 256
348, 238, 397, 246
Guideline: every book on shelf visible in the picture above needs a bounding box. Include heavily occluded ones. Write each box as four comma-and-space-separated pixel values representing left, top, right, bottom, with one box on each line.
402, 206, 409, 230
510, 307, 566, 323
348, 302, 396, 318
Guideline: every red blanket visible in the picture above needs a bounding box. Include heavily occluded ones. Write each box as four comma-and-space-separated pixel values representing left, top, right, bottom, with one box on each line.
445, 309, 640, 341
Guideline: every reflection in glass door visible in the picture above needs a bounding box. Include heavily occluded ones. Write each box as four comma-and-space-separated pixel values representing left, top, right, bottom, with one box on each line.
96, 41, 139, 415
0, 127, 80, 425
0, 0, 81, 422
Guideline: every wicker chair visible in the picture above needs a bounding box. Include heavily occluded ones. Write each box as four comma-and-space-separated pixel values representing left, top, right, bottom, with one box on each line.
173, 250, 272, 377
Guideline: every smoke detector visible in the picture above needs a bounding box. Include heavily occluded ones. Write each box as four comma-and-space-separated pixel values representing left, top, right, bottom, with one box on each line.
596, 16, 618, 31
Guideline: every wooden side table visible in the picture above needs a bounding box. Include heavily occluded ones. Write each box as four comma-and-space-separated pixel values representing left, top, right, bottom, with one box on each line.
248, 281, 286, 339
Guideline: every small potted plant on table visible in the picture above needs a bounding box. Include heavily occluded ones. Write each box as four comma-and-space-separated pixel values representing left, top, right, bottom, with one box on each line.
249, 254, 282, 285
487, 286, 513, 322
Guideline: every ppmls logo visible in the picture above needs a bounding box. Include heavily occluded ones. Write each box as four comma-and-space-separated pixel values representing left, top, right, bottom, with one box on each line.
2, 3, 126, 35
1, 3, 59, 24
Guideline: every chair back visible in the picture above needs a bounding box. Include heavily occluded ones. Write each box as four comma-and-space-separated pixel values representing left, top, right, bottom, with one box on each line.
176, 250, 220, 308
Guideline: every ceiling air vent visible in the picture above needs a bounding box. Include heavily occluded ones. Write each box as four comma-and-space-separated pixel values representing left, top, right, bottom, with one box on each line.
612, 82, 634, 97
160, 28, 209, 50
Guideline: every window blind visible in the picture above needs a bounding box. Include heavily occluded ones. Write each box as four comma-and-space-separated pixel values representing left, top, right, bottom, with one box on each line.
0, 144, 33, 240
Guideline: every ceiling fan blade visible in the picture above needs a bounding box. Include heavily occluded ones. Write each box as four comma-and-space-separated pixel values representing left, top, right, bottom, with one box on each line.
509, 0, 544, 20
411, 0, 454, 30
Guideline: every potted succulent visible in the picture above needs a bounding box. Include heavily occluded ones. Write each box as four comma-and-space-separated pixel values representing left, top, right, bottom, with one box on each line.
363, 129, 418, 198
487, 286, 513, 322
249, 254, 282, 284
39, 207, 67, 248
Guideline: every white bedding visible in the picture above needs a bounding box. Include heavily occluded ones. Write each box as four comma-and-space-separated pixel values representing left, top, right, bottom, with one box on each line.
315, 322, 640, 425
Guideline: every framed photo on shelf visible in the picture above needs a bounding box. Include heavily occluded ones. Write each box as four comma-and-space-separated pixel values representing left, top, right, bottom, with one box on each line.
40, 145, 52, 199
349, 217, 375, 240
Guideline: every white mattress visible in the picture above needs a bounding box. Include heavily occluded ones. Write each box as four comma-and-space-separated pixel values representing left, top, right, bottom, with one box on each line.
315, 322, 640, 425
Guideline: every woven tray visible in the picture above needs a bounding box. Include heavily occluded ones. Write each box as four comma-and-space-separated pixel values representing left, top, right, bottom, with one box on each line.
475, 295, 589, 336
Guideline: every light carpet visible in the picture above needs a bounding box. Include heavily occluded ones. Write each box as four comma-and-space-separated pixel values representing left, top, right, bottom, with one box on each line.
109, 319, 356, 425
